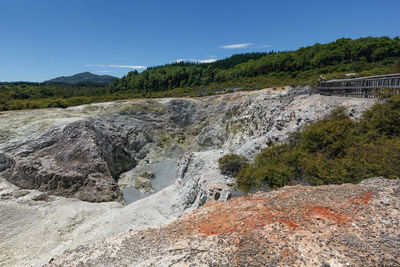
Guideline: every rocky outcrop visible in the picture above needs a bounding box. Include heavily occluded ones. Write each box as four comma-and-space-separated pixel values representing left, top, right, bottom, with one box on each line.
1, 119, 125, 202
197, 125, 227, 148
0, 87, 377, 203
177, 150, 236, 211
134, 171, 155, 193
0, 117, 155, 202
48, 178, 400, 266
165, 99, 197, 127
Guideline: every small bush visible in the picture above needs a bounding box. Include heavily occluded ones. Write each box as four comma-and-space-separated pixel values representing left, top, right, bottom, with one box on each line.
236, 145, 298, 192
218, 154, 249, 177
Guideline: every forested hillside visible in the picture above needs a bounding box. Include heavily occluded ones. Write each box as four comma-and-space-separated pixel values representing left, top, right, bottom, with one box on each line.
111, 36, 400, 93
1, 37, 400, 110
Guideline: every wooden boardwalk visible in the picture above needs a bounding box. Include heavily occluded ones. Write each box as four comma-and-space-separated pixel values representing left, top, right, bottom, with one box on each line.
319, 73, 400, 97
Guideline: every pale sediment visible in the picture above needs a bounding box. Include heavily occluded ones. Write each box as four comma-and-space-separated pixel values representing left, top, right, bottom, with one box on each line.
0, 87, 379, 266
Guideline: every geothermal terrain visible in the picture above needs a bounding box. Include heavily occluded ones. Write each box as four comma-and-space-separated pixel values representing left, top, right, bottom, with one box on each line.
1, 87, 398, 266
48, 178, 400, 266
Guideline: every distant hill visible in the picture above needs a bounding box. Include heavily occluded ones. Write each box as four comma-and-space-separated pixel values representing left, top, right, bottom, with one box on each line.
46, 72, 117, 84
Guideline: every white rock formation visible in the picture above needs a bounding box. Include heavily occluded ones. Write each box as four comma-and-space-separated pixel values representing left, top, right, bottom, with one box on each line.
0, 87, 377, 266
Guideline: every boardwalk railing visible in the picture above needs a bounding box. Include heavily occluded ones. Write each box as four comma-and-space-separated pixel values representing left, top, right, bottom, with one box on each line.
319, 73, 400, 97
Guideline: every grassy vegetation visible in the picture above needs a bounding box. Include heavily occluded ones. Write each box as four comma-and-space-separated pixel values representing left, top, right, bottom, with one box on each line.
228, 96, 400, 192
1, 36, 400, 111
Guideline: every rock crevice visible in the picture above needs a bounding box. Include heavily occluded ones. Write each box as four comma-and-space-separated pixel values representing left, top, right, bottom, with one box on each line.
0, 87, 376, 203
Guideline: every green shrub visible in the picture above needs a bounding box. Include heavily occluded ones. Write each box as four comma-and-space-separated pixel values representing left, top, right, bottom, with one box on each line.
237, 164, 293, 192
236, 100, 400, 192
358, 95, 400, 139
218, 154, 249, 177
236, 145, 298, 192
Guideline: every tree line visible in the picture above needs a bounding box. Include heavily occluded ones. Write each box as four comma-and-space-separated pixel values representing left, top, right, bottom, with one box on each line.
110, 36, 400, 93
1, 36, 400, 110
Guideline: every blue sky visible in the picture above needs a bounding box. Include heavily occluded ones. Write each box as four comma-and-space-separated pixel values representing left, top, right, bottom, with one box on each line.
1, 0, 399, 82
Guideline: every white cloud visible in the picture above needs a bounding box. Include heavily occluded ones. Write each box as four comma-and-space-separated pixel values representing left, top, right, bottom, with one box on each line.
220, 43, 252, 49
85, 64, 147, 69
84, 64, 108, 68
96, 70, 112, 73
219, 43, 272, 49
256, 44, 271, 48
109, 65, 147, 69
175, 58, 217, 64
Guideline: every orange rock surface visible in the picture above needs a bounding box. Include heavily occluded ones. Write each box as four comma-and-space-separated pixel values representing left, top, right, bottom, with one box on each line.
49, 178, 400, 266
